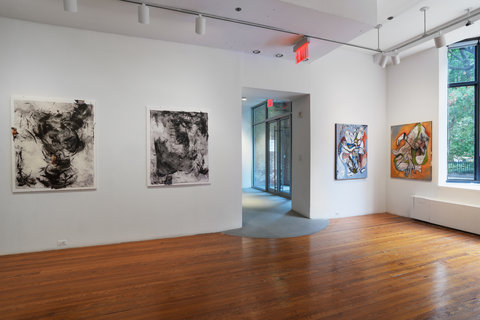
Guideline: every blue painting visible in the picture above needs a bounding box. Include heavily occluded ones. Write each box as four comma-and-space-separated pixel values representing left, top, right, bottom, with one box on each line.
335, 123, 367, 180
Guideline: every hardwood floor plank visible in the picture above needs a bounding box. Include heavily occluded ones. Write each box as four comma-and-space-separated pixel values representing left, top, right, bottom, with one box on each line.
1, 213, 480, 319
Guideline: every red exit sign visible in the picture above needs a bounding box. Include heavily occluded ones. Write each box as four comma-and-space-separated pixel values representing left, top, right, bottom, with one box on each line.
295, 42, 309, 64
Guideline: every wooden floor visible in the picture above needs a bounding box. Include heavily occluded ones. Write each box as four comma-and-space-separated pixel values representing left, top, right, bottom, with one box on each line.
2, 213, 480, 320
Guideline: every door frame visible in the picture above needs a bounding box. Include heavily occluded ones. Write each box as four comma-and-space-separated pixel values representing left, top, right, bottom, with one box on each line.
251, 101, 292, 199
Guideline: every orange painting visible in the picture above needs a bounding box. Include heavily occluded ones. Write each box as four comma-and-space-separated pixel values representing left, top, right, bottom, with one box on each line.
391, 121, 432, 180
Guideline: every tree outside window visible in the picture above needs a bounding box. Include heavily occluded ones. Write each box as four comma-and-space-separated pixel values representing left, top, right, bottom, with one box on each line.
447, 40, 478, 181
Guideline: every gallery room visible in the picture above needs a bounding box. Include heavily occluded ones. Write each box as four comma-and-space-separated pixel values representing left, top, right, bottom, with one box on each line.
1, 0, 480, 318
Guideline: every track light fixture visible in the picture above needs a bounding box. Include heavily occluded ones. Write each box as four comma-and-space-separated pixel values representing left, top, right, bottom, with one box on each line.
138, 3, 150, 24
384, 6, 480, 55
63, 0, 77, 13
466, 9, 474, 26
434, 33, 446, 48
195, 14, 206, 35
391, 51, 401, 65
373, 24, 390, 68
379, 54, 389, 68
420, 7, 446, 49
117, 0, 381, 54
115, 0, 480, 65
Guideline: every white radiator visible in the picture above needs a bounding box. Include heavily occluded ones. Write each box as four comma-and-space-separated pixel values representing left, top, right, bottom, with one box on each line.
412, 195, 480, 235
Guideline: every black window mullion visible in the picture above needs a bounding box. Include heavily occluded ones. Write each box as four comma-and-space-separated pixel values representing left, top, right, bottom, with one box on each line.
449, 81, 477, 88
476, 43, 480, 181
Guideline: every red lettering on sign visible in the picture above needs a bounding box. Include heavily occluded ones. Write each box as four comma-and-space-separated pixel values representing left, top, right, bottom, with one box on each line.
295, 42, 309, 64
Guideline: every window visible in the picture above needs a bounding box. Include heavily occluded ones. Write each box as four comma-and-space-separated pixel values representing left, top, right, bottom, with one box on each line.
447, 38, 479, 181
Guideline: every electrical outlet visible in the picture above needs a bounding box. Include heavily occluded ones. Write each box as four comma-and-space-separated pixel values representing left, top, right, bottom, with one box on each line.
57, 239, 68, 247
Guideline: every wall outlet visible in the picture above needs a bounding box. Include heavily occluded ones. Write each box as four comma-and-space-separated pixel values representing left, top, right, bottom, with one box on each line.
57, 239, 68, 247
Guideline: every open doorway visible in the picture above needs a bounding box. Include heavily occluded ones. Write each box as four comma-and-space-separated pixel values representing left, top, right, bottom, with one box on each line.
229, 87, 322, 238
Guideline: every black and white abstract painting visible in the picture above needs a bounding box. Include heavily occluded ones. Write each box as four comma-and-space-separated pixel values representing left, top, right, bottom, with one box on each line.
11, 97, 95, 192
147, 109, 209, 186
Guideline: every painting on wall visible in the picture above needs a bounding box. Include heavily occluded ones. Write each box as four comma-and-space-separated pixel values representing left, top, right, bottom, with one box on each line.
147, 108, 209, 186
391, 121, 432, 180
335, 123, 367, 180
11, 97, 95, 192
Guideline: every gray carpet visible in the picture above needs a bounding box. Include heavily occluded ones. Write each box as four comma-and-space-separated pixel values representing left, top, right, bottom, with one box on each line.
223, 189, 329, 238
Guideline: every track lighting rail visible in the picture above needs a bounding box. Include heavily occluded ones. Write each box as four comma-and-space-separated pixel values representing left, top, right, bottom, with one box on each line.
384, 7, 480, 54
117, 0, 381, 53
118, 0, 479, 61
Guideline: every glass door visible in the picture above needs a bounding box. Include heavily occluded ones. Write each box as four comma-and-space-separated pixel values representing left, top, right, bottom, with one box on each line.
279, 117, 291, 195
253, 123, 266, 189
268, 121, 278, 192
252, 101, 292, 198
267, 117, 291, 197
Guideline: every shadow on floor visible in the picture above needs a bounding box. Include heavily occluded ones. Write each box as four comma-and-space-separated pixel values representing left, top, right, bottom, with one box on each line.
223, 189, 329, 239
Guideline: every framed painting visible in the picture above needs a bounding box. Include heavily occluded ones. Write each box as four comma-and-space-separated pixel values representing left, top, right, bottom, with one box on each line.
147, 108, 209, 186
335, 123, 367, 180
391, 121, 432, 180
11, 97, 96, 192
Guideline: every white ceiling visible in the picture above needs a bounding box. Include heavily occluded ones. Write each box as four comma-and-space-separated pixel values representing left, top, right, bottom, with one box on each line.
242, 87, 308, 108
352, 0, 480, 57
280, 0, 425, 26
0, 0, 479, 63
0, 0, 372, 62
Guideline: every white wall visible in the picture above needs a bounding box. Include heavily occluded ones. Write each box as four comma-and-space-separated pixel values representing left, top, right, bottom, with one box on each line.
241, 48, 388, 219
386, 47, 480, 225
291, 95, 311, 217
308, 49, 387, 218
386, 48, 440, 216
0, 18, 242, 254
1, 17, 389, 254
241, 105, 252, 188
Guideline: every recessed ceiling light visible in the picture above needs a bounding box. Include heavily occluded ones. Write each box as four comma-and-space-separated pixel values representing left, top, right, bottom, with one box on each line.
235, 7, 242, 12
252, 50, 261, 54
275, 53, 283, 58
241, 97, 247, 101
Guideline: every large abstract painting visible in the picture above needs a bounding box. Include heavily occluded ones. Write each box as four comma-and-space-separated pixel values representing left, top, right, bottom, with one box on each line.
147, 109, 209, 186
391, 121, 432, 180
335, 123, 367, 180
11, 97, 95, 192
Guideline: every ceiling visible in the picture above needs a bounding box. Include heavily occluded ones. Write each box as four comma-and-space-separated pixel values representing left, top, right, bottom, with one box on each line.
1, 0, 479, 65
0, 0, 371, 62
351, 0, 480, 56
241, 87, 308, 108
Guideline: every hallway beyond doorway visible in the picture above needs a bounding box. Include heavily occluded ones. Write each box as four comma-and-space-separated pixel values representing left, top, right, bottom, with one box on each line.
223, 189, 328, 238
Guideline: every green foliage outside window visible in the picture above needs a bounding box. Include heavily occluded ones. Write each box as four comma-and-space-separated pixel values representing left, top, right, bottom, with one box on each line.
447, 44, 476, 179
448, 87, 475, 161
448, 46, 475, 83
